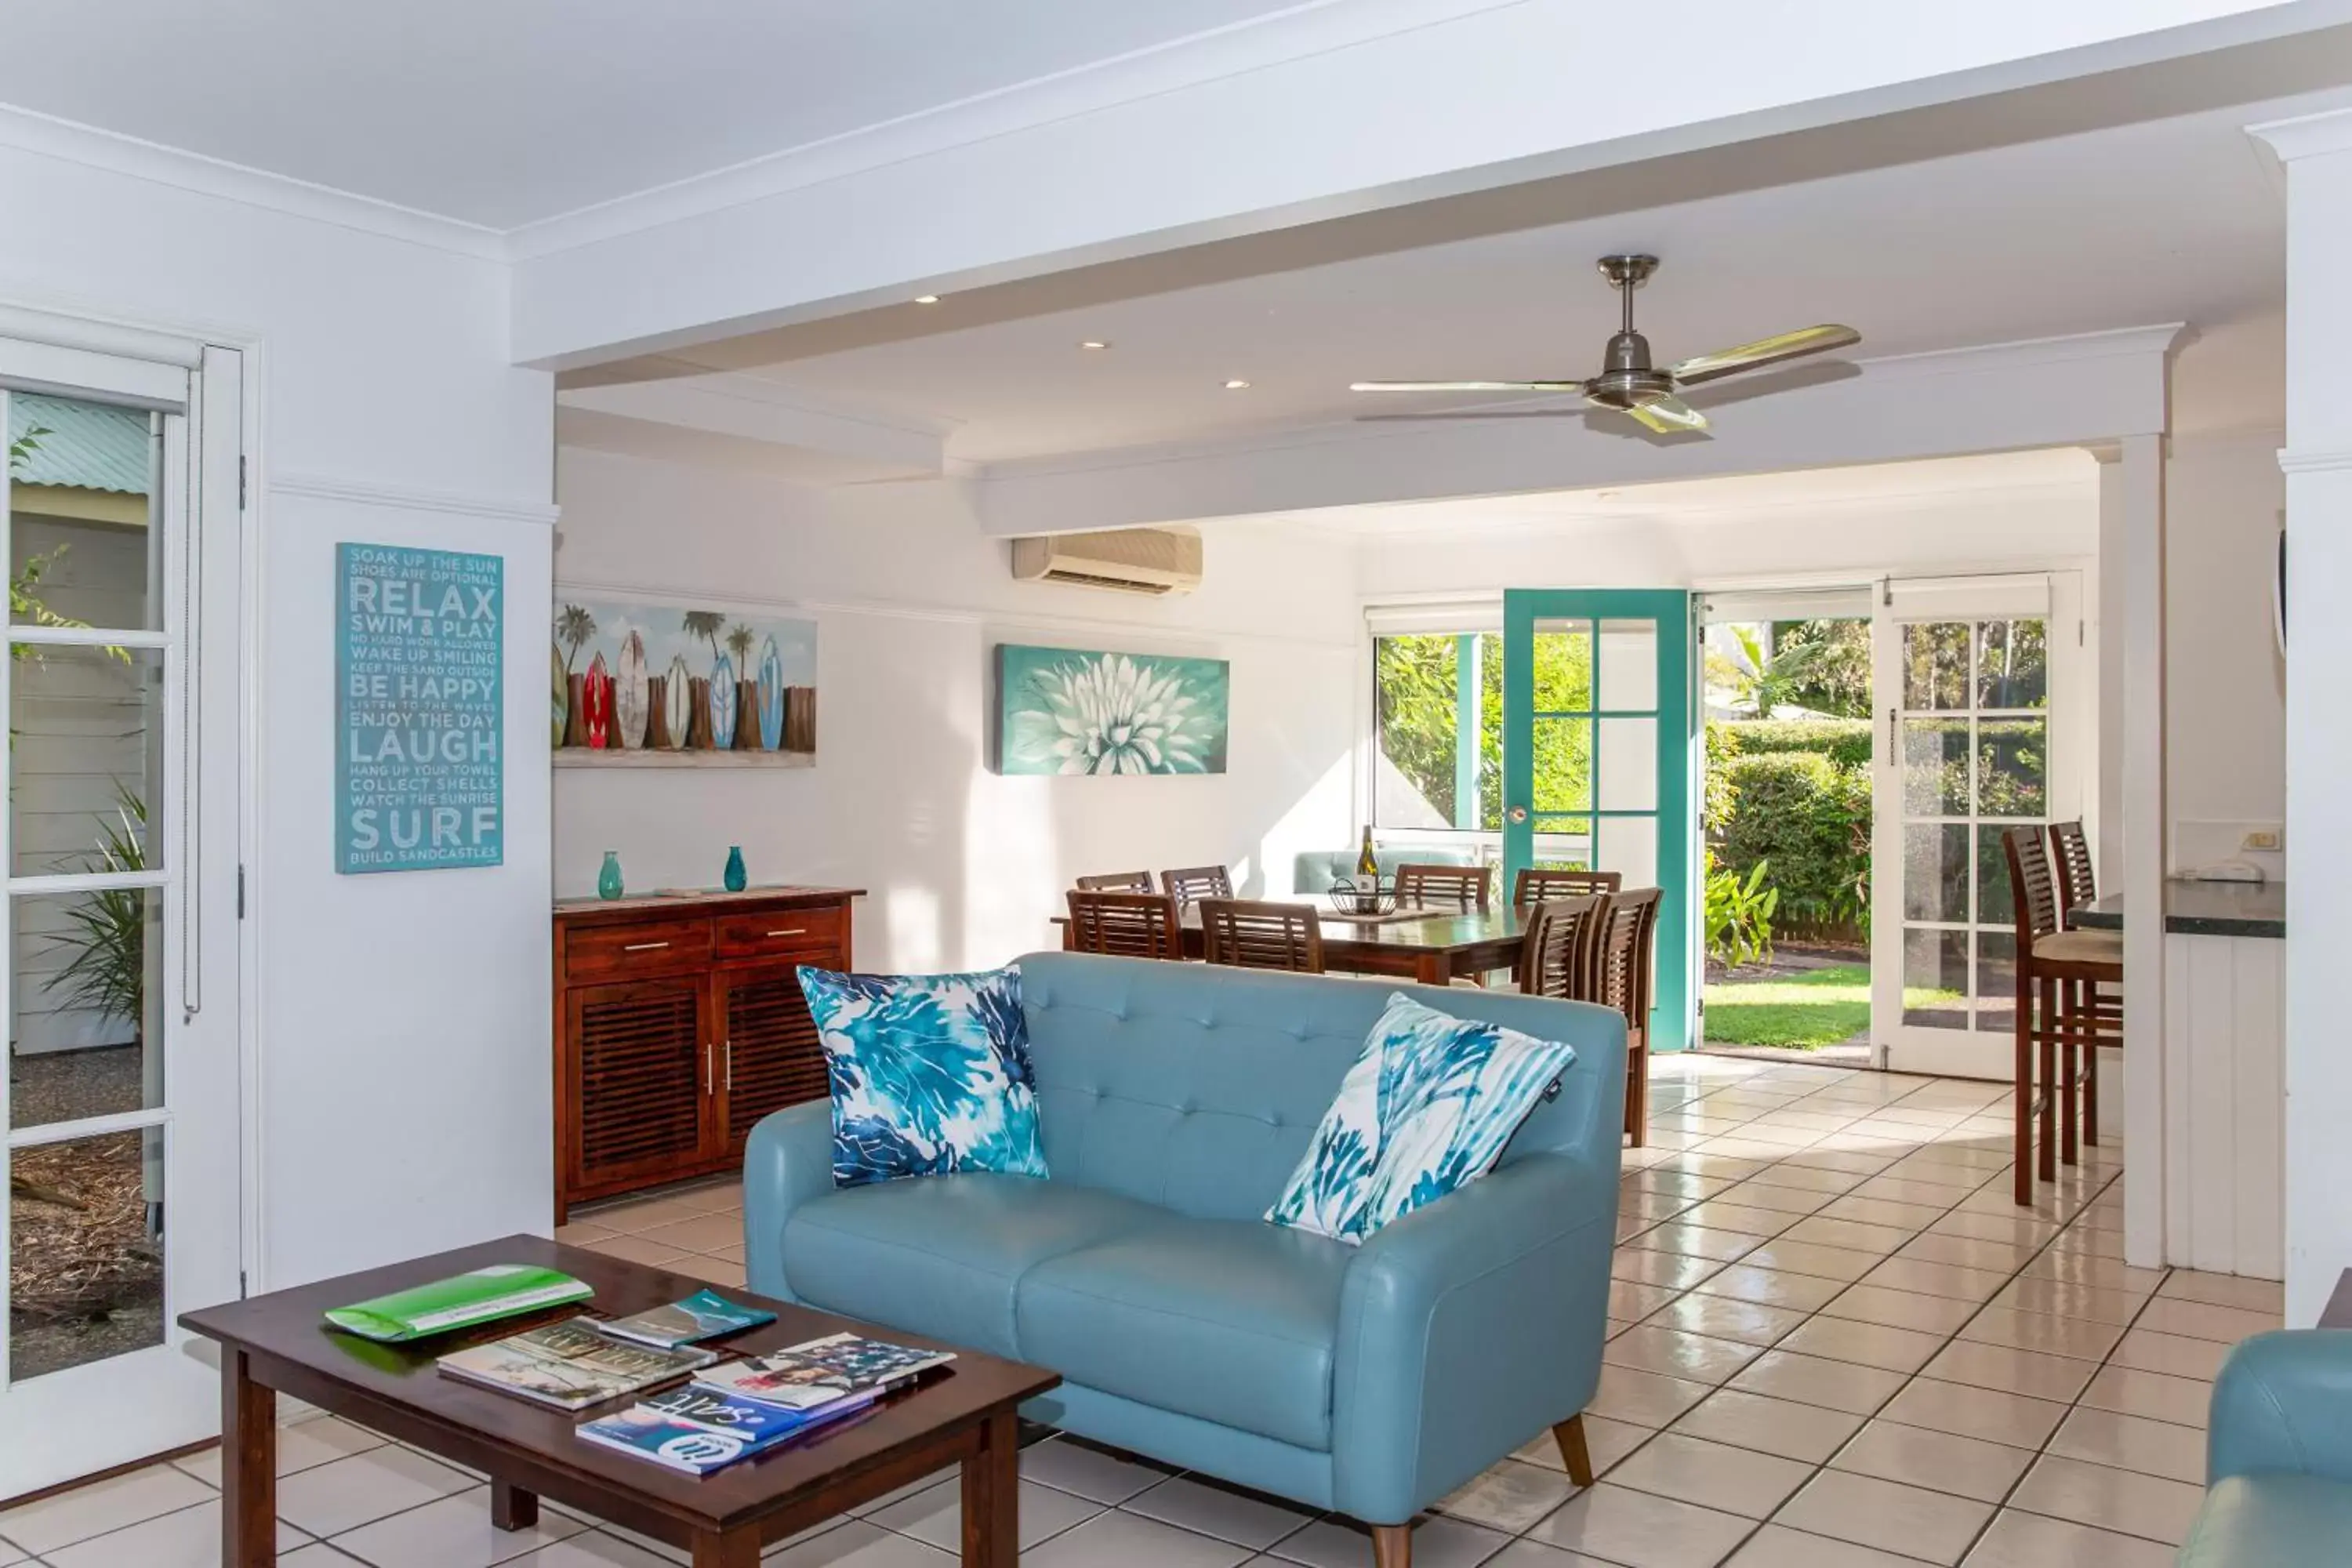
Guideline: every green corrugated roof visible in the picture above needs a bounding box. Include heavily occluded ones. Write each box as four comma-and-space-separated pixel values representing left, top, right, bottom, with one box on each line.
6, 393, 150, 495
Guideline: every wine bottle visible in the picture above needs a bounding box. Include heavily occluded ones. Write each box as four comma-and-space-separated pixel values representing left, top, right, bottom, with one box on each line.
1356, 826, 1379, 879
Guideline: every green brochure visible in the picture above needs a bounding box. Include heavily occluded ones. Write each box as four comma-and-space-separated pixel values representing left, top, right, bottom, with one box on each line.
325, 1265, 593, 1341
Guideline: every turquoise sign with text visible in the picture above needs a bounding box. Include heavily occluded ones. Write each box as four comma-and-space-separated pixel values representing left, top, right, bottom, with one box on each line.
336, 543, 504, 873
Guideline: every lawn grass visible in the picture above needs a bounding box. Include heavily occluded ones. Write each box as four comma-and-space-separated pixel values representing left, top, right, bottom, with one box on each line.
1704, 964, 1870, 1049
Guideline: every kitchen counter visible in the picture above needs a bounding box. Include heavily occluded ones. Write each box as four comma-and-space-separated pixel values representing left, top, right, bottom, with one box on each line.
2072, 879, 2284, 939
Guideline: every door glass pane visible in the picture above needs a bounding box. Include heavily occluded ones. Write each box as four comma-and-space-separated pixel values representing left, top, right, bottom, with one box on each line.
10, 891, 158, 1131
7, 391, 161, 633
1531, 620, 1592, 713
1902, 930, 1968, 1029
1902, 622, 1970, 710
1533, 815, 1592, 837
1597, 717, 1657, 811
1902, 719, 1969, 817
1976, 619, 2046, 710
1596, 620, 1657, 711
1530, 717, 1592, 813
1374, 632, 1501, 831
1976, 718, 2046, 818
8, 1126, 165, 1382
11, 643, 164, 879
1977, 931, 2017, 1031
1596, 815, 1658, 890
1903, 825, 1969, 922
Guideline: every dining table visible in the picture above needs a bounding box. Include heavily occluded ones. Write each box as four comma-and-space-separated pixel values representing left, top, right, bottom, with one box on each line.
1053, 902, 1529, 985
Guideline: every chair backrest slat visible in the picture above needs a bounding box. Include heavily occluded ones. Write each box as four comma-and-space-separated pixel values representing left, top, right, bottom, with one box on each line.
1076, 869, 1156, 894
1395, 861, 1491, 913
2002, 827, 2062, 942
1516, 895, 1605, 999
1199, 898, 1323, 973
1581, 887, 1663, 1036
1066, 890, 1184, 960
1513, 866, 1623, 908
1161, 865, 1234, 907
2047, 821, 2096, 915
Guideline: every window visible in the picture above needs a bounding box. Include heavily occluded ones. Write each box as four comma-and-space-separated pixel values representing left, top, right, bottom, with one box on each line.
1373, 632, 1501, 830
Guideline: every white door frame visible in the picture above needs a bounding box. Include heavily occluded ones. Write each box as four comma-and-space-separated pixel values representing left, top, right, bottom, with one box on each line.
0, 311, 251, 1497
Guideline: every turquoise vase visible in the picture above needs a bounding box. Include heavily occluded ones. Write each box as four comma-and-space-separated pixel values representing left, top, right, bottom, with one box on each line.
724, 845, 747, 893
597, 851, 624, 900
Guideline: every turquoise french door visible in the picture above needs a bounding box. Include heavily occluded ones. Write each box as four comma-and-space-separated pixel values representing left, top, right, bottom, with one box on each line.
1502, 590, 1699, 1051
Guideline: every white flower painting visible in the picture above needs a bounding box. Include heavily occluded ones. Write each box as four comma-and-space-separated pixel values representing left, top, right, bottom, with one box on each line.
993, 645, 1230, 776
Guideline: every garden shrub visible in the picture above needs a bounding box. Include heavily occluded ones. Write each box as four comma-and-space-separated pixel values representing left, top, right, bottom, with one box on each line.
1715, 748, 1871, 940
1723, 718, 1872, 771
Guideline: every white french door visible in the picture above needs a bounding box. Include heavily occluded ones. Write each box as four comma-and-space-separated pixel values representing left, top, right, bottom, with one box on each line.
1871, 573, 2085, 1079
0, 332, 244, 1496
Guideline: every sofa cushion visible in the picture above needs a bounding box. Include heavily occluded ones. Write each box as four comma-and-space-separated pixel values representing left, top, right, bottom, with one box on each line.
779, 1173, 1160, 1359
1017, 1215, 1353, 1450
2178, 1473, 2352, 1566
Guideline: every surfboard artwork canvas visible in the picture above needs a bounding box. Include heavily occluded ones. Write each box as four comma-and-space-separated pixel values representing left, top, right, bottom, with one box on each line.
551, 597, 816, 768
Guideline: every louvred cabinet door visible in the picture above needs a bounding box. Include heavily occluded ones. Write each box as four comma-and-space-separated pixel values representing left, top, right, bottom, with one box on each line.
716, 964, 831, 1156
566, 977, 714, 1194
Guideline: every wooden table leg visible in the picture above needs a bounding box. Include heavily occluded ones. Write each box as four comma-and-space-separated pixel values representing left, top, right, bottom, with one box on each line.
1414, 952, 1451, 986
961, 1409, 1019, 1566
221, 1347, 277, 1568
691, 1527, 759, 1567
492, 1479, 539, 1532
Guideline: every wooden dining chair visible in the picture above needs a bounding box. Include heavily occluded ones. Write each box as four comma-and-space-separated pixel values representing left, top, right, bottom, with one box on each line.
1396, 862, 1492, 913
2048, 821, 2096, 918
1515, 895, 1606, 1000
1582, 887, 1662, 1145
1161, 865, 1234, 908
1076, 869, 1156, 894
1065, 890, 1184, 960
2004, 826, 2122, 1204
1512, 866, 1623, 908
1199, 898, 1323, 973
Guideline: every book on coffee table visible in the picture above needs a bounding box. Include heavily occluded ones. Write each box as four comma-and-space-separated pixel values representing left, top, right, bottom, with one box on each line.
324, 1264, 593, 1341
437, 1317, 714, 1410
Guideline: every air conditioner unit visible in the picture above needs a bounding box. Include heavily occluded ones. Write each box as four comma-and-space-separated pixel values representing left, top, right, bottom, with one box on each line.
1010, 526, 1203, 596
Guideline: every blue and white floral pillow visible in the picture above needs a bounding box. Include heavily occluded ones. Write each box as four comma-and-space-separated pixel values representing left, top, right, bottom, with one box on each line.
796, 965, 1051, 1189
1267, 993, 1575, 1243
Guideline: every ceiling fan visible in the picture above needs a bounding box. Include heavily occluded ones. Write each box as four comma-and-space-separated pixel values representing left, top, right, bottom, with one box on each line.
1350, 254, 1860, 434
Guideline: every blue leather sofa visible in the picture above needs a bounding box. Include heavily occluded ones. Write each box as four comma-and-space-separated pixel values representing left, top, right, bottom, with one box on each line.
2180, 1330, 2352, 1564
745, 951, 1625, 1566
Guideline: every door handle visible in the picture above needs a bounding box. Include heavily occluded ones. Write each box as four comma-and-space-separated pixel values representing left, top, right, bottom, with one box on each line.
1507, 806, 1530, 826
622, 940, 670, 953
724, 1041, 733, 1093
764, 928, 806, 938
704, 1043, 714, 1097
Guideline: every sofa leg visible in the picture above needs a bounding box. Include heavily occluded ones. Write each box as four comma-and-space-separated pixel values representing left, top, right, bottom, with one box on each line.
1370, 1523, 1411, 1568
1553, 1414, 1595, 1486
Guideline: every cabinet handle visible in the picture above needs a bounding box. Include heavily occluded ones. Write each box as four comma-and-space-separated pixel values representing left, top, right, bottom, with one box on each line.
765, 927, 806, 938
622, 940, 671, 953
724, 1040, 734, 1092
705, 1043, 714, 1096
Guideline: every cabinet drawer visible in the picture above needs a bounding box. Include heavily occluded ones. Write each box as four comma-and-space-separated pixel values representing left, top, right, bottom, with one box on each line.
716, 906, 844, 963
564, 918, 713, 980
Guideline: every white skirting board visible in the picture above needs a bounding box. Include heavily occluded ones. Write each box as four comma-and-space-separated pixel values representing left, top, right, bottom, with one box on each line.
2162, 932, 2285, 1279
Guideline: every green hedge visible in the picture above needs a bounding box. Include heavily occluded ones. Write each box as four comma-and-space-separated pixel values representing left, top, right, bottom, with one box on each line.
1723, 718, 1872, 770
1715, 746, 1871, 939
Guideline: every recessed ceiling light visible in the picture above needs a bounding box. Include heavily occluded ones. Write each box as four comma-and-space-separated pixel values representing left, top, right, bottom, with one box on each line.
1223, 379, 1251, 390
913, 294, 940, 304
1080, 339, 1110, 350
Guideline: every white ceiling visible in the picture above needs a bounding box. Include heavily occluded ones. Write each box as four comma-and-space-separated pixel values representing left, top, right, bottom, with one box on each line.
678, 93, 2299, 462
0, 0, 1308, 228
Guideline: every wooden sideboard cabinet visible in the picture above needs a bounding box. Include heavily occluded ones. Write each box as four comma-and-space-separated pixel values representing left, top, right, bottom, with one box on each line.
553, 886, 862, 1221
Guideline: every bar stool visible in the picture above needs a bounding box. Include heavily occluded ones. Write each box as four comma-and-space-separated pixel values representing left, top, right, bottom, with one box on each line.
2002, 827, 2122, 1205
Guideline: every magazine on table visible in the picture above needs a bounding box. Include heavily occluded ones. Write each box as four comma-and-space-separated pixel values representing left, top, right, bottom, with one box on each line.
693, 1332, 954, 1411
436, 1317, 715, 1410
597, 1289, 777, 1349
575, 1392, 878, 1475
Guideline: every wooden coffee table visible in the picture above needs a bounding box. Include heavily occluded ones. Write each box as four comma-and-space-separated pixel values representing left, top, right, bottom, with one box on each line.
179, 1235, 1060, 1567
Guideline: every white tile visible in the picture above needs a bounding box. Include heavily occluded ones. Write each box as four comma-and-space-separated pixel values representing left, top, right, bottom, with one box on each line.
1018, 1437, 1174, 1504
0, 1463, 216, 1555
42, 1501, 306, 1568
325, 1486, 592, 1567
516, 1530, 731, 1566
863, 1476, 1101, 1552
282, 1547, 373, 1567
174, 1416, 388, 1486
1526, 1483, 1753, 1568
759, 1520, 950, 1567
1028, 1509, 1254, 1568
275, 1445, 474, 1537
1123, 1474, 1319, 1548
1272, 1514, 1509, 1568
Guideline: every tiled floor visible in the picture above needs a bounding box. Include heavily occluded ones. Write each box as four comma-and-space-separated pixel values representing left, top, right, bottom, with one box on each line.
0, 1054, 2284, 1567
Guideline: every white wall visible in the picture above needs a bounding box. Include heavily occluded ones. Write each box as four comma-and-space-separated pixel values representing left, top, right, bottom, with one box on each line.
551, 447, 1359, 971
2165, 427, 2288, 872
0, 140, 556, 1288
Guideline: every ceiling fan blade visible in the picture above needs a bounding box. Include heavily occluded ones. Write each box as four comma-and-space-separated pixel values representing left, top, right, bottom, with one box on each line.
1624, 395, 1710, 435
1349, 379, 1586, 393
1668, 325, 1860, 386
1355, 408, 1586, 422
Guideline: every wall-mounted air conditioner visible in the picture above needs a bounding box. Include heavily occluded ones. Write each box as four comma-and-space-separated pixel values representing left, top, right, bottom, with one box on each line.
1010, 526, 1202, 596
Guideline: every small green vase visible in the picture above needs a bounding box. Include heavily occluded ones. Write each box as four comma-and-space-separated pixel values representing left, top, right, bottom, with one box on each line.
723, 845, 747, 893
597, 851, 624, 900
